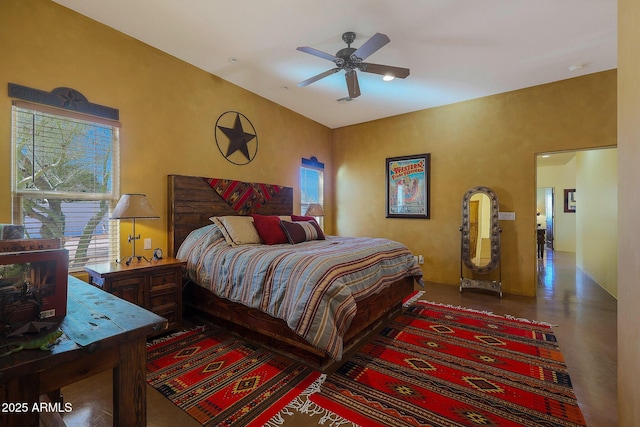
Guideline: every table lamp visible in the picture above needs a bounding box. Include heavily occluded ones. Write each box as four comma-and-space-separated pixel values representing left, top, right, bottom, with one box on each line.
304, 203, 324, 217
111, 193, 159, 265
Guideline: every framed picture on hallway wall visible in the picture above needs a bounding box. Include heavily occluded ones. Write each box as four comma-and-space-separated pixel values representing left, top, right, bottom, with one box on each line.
386, 153, 430, 219
564, 188, 576, 213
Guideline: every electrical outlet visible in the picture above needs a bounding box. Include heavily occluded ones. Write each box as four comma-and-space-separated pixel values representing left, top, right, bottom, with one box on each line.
418, 255, 424, 265
144, 238, 152, 250
498, 211, 516, 220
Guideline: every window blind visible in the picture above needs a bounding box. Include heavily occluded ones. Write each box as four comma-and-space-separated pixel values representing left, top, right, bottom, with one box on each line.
300, 158, 324, 228
11, 103, 120, 270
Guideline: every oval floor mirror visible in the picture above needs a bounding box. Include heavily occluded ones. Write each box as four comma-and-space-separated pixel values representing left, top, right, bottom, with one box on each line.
459, 186, 502, 297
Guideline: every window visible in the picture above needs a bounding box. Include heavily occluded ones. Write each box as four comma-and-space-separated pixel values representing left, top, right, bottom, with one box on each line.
300, 156, 324, 228
11, 101, 120, 270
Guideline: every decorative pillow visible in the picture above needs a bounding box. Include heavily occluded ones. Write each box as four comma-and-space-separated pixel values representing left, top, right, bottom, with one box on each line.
210, 216, 261, 246
251, 214, 288, 245
291, 215, 315, 222
302, 218, 325, 240
290, 215, 325, 239
280, 220, 325, 244
210, 217, 234, 245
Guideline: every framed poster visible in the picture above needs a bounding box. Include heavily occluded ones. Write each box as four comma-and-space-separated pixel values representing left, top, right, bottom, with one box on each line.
564, 188, 576, 213
386, 153, 430, 218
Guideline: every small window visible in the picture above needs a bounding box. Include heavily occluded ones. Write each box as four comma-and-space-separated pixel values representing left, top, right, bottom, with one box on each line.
300, 156, 324, 228
11, 102, 120, 270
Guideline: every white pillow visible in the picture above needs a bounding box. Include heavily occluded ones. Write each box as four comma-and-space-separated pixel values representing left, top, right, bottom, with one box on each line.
210, 216, 261, 246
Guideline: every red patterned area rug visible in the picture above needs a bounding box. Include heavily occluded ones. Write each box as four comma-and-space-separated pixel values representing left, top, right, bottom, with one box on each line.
146, 327, 320, 426
308, 301, 586, 427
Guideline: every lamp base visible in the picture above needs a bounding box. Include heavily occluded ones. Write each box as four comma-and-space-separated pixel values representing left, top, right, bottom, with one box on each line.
117, 255, 151, 266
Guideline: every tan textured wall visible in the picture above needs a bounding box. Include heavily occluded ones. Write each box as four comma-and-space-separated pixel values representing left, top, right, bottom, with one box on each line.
618, 0, 640, 423
332, 71, 617, 296
575, 148, 617, 297
0, 0, 333, 257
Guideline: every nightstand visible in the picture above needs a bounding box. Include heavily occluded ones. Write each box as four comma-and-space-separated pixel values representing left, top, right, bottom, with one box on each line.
84, 258, 186, 332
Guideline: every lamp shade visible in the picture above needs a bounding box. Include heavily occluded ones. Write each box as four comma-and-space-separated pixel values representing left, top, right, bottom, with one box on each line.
111, 194, 159, 219
304, 203, 324, 217
537, 214, 547, 229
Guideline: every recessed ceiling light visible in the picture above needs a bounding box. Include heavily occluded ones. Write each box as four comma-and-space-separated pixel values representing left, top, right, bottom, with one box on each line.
228, 57, 239, 64
568, 63, 585, 72
382, 75, 395, 81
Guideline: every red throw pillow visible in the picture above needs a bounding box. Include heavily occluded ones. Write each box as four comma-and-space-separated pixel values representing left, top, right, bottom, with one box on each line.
291, 215, 315, 222
251, 214, 288, 245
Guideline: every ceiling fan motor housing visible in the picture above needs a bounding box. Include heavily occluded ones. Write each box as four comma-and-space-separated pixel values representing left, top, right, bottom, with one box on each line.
337, 32, 361, 69
336, 47, 358, 67
342, 31, 356, 45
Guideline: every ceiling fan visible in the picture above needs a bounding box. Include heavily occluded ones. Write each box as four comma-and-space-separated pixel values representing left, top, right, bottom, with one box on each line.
296, 31, 410, 100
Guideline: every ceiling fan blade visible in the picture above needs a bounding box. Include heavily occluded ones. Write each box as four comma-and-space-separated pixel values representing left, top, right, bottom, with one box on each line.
298, 68, 340, 87
296, 46, 339, 62
345, 70, 361, 99
360, 62, 410, 79
352, 33, 390, 60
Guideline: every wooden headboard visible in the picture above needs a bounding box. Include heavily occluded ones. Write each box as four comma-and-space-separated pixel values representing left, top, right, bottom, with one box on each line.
168, 175, 294, 257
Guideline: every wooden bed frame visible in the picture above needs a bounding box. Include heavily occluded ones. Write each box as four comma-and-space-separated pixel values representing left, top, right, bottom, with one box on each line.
168, 174, 415, 372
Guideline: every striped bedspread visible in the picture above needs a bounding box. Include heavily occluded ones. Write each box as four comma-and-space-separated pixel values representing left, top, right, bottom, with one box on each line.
177, 224, 423, 360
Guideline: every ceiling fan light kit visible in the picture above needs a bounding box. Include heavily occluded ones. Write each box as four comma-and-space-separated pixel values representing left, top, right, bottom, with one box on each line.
297, 31, 410, 99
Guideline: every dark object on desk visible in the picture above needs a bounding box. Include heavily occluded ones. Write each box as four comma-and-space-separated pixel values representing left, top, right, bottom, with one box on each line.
6, 321, 58, 337
0, 275, 167, 426
0, 248, 68, 336
0, 224, 24, 240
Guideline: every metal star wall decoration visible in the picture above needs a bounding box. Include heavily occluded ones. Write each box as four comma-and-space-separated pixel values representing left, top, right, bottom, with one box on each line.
56, 88, 86, 110
215, 111, 258, 165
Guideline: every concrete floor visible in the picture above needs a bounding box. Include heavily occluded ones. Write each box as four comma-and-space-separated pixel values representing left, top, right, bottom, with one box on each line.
57, 250, 617, 426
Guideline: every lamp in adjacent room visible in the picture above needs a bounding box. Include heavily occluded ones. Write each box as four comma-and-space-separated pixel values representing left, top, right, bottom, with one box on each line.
111, 193, 159, 265
536, 209, 546, 229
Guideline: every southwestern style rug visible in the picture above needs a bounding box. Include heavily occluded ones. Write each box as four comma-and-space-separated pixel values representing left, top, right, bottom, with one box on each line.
146, 327, 320, 426
309, 301, 586, 427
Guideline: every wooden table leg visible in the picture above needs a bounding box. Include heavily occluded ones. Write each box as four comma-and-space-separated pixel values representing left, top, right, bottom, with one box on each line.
113, 338, 147, 427
0, 374, 40, 427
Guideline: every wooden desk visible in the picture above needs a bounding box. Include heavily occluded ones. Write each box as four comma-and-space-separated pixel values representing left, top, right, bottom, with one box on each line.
0, 276, 167, 426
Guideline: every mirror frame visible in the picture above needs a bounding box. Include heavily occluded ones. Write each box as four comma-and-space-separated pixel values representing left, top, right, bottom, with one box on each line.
460, 186, 501, 274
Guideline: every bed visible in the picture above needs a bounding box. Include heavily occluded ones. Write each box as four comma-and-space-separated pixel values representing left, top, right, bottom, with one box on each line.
168, 174, 423, 372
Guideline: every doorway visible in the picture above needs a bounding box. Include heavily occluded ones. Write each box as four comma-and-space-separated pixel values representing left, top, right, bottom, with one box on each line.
536, 151, 576, 257
535, 147, 618, 297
